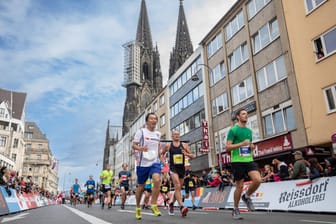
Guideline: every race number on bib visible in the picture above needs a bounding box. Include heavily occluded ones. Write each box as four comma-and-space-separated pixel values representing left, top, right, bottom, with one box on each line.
239, 146, 251, 157
104, 184, 111, 189
173, 154, 183, 164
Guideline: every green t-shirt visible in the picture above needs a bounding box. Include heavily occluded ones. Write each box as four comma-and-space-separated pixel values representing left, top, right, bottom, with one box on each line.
227, 124, 253, 163
100, 170, 113, 185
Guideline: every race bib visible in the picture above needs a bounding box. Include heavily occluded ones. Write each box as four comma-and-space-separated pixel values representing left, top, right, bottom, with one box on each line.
88, 185, 94, 189
239, 146, 251, 157
173, 154, 183, 164
104, 184, 111, 189
162, 186, 168, 192
143, 151, 156, 160
188, 181, 194, 187
121, 175, 127, 181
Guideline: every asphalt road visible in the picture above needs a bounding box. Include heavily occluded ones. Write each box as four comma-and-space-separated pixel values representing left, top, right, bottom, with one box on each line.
1, 204, 336, 224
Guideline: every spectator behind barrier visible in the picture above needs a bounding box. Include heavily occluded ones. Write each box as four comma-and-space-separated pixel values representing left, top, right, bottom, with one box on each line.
272, 158, 289, 180
325, 157, 336, 176
290, 151, 307, 179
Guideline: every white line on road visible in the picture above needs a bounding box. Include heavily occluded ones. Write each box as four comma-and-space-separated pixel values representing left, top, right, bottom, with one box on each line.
1, 213, 29, 223
300, 220, 336, 224
64, 205, 112, 224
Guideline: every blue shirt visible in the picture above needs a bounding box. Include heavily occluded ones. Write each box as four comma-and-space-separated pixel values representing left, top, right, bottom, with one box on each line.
85, 180, 95, 193
72, 183, 80, 194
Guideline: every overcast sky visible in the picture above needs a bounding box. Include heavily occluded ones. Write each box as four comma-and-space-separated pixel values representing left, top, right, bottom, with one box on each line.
0, 0, 236, 191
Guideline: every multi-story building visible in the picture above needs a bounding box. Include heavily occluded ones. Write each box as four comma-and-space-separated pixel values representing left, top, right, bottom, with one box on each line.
0, 88, 26, 173
282, 0, 336, 154
200, 0, 309, 169
168, 47, 213, 172
23, 122, 58, 195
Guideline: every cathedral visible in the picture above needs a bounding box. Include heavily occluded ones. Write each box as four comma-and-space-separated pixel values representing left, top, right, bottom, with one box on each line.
122, 0, 193, 135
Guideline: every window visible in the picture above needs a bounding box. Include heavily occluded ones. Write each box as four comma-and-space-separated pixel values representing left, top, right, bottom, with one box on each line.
252, 18, 280, 54
225, 10, 244, 41
324, 85, 336, 113
170, 84, 204, 118
257, 55, 287, 91
160, 95, 165, 106
305, 0, 326, 13
13, 138, 19, 148
160, 114, 166, 127
0, 136, 6, 147
38, 144, 43, 149
210, 62, 226, 86
314, 27, 336, 60
26, 132, 33, 139
169, 57, 202, 96
11, 153, 17, 162
228, 43, 248, 72
212, 92, 229, 116
0, 108, 5, 118
231, 76, 254, 105
247, 0, 271, 20
37, 155, 41, 160
263, 105, 296, 137
154, 101, 158, 112
207, 33, 223, 58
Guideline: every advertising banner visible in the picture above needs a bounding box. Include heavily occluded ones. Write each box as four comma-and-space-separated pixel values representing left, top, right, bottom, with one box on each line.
0, 187, 9, 215
198, 186, 231, 208
226, 176, 336, 212
0, 187, 20, 213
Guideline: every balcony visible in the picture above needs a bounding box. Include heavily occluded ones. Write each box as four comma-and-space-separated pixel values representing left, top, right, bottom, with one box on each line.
23, 159, 51, 166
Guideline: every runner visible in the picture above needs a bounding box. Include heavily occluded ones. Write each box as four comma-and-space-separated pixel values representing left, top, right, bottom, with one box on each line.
100, 164, 113, 209
142, 177, 152, 209
71, 178, 81, 206
161, 130, 195, 217
184, 170, 197, 210
84, 175, 95, 207
132, 112, 162, 220
118, 163, 132, 209
226, 108, 262, 219
160, 174, 171, 209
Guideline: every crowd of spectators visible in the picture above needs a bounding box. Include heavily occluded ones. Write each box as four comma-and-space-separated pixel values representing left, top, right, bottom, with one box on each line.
0, 166, 54, 199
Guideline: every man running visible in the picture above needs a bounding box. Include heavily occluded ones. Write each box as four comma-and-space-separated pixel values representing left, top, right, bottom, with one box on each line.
118, 163, 132, 209
84, 175, 95, 207
161, 130, 194, 217
184, 170, 197, 210
226, 108, 262, 219
71, 178, 81, 206
100, 164, 113, 209
132, 112, 162, 220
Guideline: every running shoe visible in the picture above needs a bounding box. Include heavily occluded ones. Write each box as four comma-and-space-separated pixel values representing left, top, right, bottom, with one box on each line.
151, 204, 161, 216
121, 204, 125, 210
242, 194, 255, 211
181, 206, 188, 217
192, 205, 197, 211
168, 203, 174, 216
232, 208, 243, 220
135, 207, 142, 220
101, 203, 104, 209
108, 203, 112, 209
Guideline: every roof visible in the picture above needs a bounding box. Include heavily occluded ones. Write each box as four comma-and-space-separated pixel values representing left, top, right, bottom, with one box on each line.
0, 88, 27, 120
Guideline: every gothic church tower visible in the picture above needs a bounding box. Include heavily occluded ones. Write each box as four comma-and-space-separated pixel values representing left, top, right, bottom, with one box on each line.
122, 0, 163, 135
169, 0, 194, 78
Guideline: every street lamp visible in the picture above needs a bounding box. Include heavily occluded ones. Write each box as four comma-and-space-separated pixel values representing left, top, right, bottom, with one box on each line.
62, 171, 71, 192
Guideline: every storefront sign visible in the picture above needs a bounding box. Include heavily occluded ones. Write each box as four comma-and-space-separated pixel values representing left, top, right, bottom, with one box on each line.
253, 133, 293, 158
200, 120, 210, 153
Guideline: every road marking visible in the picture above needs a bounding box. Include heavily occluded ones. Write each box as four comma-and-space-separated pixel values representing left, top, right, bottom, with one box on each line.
300, 220, 336, 224
64, 205, 112, 224
1, 213, 29, 223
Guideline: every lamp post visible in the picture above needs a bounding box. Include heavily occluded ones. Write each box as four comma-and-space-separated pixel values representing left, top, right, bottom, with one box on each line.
62, 171, 71, 192
191, 63, 222, 170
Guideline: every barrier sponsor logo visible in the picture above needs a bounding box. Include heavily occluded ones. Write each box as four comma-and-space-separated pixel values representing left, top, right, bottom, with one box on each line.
279, 178, 329, 209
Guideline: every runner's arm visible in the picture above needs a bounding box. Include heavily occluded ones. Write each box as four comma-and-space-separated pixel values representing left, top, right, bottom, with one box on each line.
182, 143, 195, 158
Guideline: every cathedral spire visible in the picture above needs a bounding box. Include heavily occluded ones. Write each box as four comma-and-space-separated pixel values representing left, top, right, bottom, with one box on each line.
136, 0, 153, 49
169, 0, 194, 78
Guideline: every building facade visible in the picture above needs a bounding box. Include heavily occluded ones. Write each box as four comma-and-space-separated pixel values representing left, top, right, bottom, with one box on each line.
200, 0, 308, 168
23, 122, 58, 195
282, 0, 336, 154
0, 88, 26, 173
